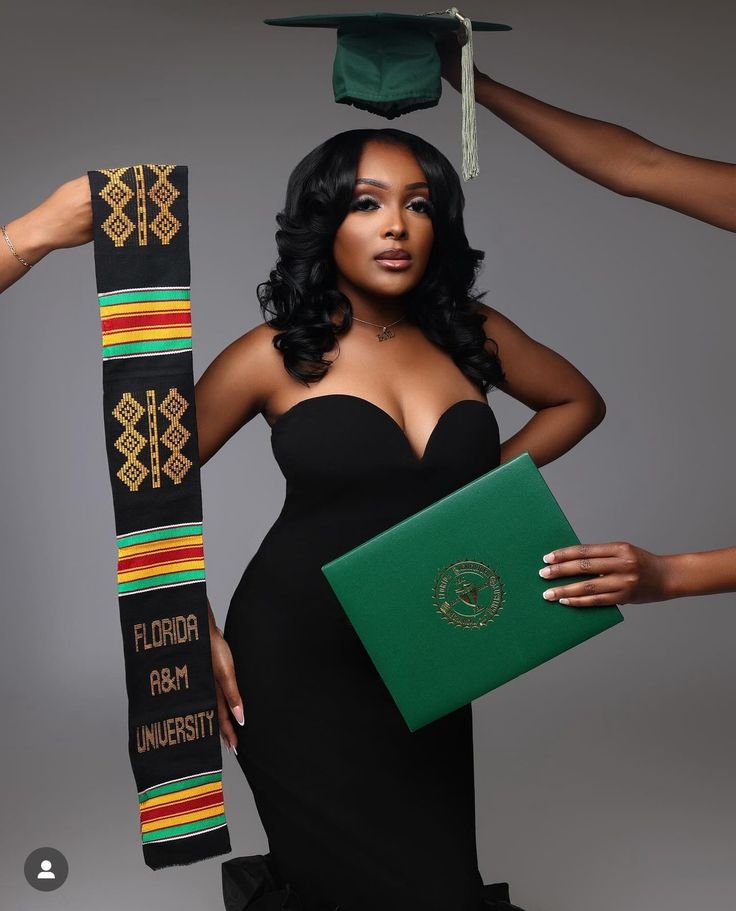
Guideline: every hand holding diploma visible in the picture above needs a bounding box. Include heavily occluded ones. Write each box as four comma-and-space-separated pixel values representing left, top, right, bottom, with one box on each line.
538, 543, 736, 606
436, 32, 736, 605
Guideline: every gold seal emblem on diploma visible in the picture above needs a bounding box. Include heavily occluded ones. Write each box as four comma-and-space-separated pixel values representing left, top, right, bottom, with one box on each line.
432, 559, 504, 629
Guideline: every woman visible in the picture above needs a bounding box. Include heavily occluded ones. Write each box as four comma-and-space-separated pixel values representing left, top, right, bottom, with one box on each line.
0, 128, 605, 910
437, 35, 736, 609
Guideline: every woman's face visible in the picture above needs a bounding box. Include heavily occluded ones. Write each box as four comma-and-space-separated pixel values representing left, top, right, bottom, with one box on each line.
332, 140, 434, 302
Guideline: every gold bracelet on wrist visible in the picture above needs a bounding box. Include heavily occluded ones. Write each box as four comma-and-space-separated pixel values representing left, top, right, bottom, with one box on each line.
1, 224, 32, 269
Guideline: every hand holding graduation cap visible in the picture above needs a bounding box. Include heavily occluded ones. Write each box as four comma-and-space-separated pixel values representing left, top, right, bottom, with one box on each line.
264, 11, 511, 180
436, 28, 483, 94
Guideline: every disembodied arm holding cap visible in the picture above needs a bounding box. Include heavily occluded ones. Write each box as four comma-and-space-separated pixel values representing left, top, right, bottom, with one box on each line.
437, 38, 736, 606
0, 176, 93, 293
437, 38, 736, 232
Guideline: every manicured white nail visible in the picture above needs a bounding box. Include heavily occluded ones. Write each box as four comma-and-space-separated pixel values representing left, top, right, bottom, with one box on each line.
232, 745, 238, 756
232, 704, 245, 726
542, 589, 555, 600
543, 553, 555, 563
539, 566, 551, 578
559, 598, 570, 605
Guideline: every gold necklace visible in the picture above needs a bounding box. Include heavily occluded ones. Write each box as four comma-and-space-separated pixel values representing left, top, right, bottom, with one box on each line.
350, 312, 408, 342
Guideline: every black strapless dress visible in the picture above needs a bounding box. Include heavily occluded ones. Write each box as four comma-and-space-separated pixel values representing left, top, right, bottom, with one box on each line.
223, 394, 508, 911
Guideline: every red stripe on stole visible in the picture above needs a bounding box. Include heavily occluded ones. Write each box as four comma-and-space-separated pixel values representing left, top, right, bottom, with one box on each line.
140, 789, 224, 823
101, 311, 192, 333
118, 544, 204, 572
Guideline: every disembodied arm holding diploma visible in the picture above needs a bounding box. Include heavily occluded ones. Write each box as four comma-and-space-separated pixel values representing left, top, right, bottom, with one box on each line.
536, 542, 736, 607
437, 37, 736, 606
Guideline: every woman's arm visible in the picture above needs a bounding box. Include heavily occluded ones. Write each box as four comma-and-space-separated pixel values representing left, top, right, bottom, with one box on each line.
195, 324, 279, 467
193, 323, 283, 751
0, 217, 44, 289
208, 592, 244, 754
0, 176, 94, 293
479, 304, 606, 468
537, 542, 736, 606
437, 39, 736, 231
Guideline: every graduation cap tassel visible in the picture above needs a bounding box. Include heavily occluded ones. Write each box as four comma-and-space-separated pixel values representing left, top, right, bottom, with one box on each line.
423, 6, 479, 181
458, 12, 479, 180
265, 9, 510, 182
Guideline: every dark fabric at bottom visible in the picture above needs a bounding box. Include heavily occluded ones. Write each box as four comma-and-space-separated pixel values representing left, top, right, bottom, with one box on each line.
222, 854, 527, 911
144, 825, 231, 870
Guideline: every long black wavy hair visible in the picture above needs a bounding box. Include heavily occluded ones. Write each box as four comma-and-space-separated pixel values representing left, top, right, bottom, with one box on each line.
257, 128, 505, 393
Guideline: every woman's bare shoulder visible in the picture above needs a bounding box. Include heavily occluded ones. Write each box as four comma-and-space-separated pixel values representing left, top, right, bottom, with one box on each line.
470, 301, 505, 323
225, 319, 281, 354
195, 322, 286, 463
468, 301, 513, 342
209, 321, 283, 381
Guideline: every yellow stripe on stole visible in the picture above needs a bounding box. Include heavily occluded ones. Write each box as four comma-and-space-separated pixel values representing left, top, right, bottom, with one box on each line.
141, 802, 225, 833
117, 559, 205, 584
102, 326, 192, 344
102, 300, 191, 315
119, 535, 203, 558
139, 780, 223, 811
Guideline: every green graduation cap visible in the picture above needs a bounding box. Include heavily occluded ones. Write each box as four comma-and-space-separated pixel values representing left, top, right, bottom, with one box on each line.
264, 8, 512, 181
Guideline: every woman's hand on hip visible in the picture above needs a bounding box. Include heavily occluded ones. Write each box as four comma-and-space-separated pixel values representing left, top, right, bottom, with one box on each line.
210, 626, 245, 753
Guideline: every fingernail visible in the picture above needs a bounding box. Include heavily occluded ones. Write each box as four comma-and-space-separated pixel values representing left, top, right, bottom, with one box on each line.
542, 589, 556, 600
543, 553, 555, 563
559, 598, 570, 605
539, 566, 551, 578
233, 704, 245, 726
224, 743, 231, 753
232, 745, 238, 756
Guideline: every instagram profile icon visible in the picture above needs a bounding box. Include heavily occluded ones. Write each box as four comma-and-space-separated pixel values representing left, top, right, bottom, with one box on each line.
24, 847, 69, 891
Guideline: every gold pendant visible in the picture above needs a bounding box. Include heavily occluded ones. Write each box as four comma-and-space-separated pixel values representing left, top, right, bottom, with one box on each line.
377, 326, 395, 342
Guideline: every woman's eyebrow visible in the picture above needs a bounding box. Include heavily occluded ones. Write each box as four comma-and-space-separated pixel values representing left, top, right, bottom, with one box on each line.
355, 177, 429, 190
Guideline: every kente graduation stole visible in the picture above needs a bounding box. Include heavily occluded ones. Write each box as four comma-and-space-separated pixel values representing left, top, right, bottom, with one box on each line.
88, 164, 231, 869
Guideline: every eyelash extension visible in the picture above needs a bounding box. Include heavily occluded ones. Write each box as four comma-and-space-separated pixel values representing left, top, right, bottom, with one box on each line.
350, 195, 434, 215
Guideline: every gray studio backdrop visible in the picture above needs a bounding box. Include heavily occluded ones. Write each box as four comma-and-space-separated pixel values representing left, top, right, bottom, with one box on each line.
1, 1, 734, 909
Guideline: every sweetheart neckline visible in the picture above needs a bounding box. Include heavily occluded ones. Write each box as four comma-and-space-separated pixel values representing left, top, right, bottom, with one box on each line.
269, 393, 492, 463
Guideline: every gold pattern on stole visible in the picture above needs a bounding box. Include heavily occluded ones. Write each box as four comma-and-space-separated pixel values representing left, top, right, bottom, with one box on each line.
112, 392, 149, 491
112, 387, 192, 491
133, 164, 148, 246
97, 164, 181, 248
159, 388, 192, 484
146, 389, 162, 488
99, 168, 136, 247
147, 165, 181, 245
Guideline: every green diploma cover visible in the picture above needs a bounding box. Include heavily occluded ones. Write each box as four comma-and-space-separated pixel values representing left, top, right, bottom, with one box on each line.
322, 451, 623, 731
